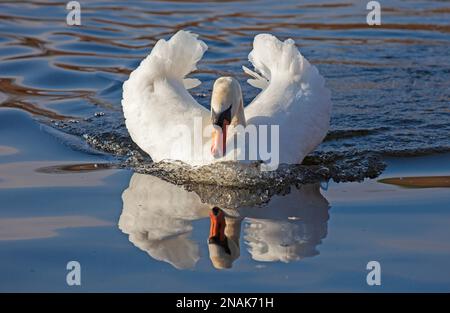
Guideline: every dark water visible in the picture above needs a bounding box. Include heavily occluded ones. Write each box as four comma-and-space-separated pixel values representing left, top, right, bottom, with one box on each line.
1, 0, 449, 165
1, 0, 450, 292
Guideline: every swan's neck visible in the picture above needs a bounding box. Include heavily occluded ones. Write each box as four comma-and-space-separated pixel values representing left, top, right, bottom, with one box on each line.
231, 98, 246, 127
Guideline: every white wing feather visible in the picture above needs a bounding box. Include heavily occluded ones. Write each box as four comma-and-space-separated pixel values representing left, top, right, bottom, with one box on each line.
122, 31, 210, 163
244, 34, 332, 164
242, 65, 269, 90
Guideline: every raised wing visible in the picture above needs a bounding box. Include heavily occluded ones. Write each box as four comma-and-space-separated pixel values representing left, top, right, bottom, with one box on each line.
243, 34, 332, 164
122, 31, 210, 163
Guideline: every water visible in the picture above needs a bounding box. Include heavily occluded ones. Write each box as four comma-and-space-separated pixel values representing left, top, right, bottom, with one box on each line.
1, 0, 449, 164
1, 0, 450, 292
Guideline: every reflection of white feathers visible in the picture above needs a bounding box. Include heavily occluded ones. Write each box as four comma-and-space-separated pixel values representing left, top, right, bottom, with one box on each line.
122, 30, 332, 165
240, 185, 329, 263
119, 173, 209, 270
119, 173, 330, 269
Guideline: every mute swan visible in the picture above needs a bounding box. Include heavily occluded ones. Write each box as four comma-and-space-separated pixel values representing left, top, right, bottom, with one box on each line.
122, 30, 331, 168
119, 173, 329, 269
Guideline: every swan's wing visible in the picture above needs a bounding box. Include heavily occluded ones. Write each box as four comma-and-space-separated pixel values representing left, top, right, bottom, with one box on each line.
122, 31, 210, 163
243, 34, 332, 164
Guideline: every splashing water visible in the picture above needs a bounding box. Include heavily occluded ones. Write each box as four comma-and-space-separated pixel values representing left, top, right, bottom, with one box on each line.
1, 0, 449, 187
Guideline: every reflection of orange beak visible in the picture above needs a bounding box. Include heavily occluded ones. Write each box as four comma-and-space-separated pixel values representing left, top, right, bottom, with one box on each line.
211, 120, 229, 157
209, 207, 226, 242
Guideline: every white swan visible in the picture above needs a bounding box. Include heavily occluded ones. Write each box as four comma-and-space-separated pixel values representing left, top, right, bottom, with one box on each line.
122, 30, 331, 167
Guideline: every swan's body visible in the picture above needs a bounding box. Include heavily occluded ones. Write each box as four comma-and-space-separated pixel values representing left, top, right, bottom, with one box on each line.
122, 31, 331, 167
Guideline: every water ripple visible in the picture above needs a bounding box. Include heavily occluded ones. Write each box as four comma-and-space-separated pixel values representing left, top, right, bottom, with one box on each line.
0, 0, 449, 179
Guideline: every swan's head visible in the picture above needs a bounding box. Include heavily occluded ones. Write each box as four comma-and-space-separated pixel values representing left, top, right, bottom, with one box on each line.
210, 76, 245, 157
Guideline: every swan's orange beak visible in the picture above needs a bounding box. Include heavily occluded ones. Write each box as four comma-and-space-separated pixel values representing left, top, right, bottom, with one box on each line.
209, 207, 226, 242
211, 119, 229, 157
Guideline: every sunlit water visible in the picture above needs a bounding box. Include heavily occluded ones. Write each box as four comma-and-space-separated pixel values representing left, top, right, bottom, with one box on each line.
0, 0, 450, 292
1, 0, 449, 160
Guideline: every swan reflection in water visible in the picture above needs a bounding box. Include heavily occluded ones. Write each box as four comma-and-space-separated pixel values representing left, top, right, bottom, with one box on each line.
119, 173, 330, 270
